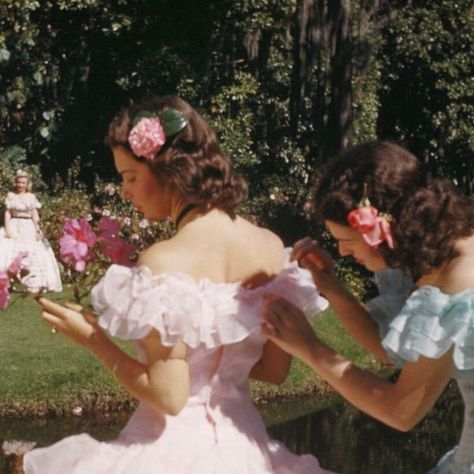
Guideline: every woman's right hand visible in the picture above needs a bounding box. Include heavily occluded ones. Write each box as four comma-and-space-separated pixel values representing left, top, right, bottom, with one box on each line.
291, 237, 342, 296
38, 298, 103, 349
261, 293, 319, 361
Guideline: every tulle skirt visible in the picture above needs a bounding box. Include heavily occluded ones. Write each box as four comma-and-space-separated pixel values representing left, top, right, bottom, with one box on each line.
24, 398, 335, 473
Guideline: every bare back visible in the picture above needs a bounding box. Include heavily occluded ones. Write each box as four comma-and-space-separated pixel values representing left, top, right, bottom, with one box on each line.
139, 209, 286, 286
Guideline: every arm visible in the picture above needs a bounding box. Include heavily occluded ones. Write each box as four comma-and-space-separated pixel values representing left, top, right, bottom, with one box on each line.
32, 208, 41, 239
292, 238, 391, 363
250, 340, 291, 384
261, 296, 454, 431
4, 209, 12, 237
39, 298, 190, 416
31, 194, 42, 239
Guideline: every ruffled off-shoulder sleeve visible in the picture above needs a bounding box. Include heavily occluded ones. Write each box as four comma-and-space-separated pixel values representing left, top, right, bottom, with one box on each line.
4, 193, 15, 209
33, 194, 41, 209
267, 250, 329, 319
382, 286, 474, 370
91, 265, 264, 348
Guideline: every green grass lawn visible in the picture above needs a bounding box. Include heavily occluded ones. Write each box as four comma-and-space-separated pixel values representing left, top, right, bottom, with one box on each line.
251, 307, 385, 401
0, 289, 133, 416
0, 288, 385, 416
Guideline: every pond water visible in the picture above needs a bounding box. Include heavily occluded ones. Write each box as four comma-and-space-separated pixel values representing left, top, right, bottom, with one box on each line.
0, 382, 463, 474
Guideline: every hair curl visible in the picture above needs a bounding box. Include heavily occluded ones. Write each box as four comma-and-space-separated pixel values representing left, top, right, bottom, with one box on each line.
105, 95, 247, 216
314, 141, 474, 279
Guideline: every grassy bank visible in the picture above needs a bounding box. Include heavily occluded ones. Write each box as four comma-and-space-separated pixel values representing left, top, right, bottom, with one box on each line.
0, 288, 386, 417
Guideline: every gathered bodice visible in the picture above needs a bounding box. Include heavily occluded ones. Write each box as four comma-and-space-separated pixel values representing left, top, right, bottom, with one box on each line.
5, 192, 41, 218
92, 249, 328, 404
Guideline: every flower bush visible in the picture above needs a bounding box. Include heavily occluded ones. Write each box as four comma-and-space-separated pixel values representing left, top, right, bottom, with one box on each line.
91, 179, 174, 253
21, 173, 174, 287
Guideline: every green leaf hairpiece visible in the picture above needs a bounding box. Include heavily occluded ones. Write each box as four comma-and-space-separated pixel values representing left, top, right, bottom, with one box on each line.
158, 109, 188, 136
131, 108, 187, 137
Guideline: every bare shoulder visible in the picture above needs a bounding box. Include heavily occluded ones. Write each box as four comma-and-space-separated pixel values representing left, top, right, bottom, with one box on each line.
439, 237, 474, 293
238, 217, 284, 252
137, 240, 185, 275
258, 225, 285, 253
441, 262, 474, 294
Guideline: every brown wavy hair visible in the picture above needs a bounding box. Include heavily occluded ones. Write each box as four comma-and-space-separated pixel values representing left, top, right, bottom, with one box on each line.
105, 95, 248, 216
314, 141, 474, 280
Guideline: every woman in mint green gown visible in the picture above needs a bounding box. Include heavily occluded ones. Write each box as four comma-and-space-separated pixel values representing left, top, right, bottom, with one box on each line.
262, 141, 474, 473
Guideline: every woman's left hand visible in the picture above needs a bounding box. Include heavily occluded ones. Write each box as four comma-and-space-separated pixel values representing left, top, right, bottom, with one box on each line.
261, 294, 319, 360
38, 298, 102, 349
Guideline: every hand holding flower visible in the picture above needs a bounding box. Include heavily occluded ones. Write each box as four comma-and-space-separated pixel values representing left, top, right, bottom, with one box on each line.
38, 297, 104, 349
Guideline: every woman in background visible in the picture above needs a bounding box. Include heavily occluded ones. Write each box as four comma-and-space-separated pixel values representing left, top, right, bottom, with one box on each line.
0, 169, 62, 293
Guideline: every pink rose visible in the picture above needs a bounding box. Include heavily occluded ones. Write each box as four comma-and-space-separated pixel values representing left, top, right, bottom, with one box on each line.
378, 217, 394, 249
97, 217, 121, 239
100, 237, 135, 267
7, 251, 29, 276
347, 206, 378, 233
348, 206, 395, 249
0, 271, 10, 309
128, 117, 166, 160
59, 219, 97, 272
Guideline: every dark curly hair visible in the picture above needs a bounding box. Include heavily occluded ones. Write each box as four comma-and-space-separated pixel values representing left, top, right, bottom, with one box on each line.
314, 141, 474, 280
105, 95, 248, 216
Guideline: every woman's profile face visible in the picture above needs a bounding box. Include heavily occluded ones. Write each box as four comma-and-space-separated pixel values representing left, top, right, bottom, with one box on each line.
15, 177, 29, 193
113, 146, 172, 221
325, 220, 388, 272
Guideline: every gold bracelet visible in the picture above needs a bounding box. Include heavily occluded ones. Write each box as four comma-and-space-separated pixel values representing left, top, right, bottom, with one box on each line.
111, 355, 123, 376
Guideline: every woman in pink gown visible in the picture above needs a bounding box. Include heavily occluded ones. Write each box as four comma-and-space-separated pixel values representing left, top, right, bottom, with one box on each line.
24, 95, 335, 473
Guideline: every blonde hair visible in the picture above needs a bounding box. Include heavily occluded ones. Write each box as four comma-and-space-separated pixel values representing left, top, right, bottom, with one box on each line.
12, 170, 33, 192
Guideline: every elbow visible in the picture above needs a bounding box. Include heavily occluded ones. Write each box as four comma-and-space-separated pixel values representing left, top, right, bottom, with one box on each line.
251, 366, 290, 385
384, 413, 420, 432
148, 397, 187, 417
270, 369, 290, 385
149, 387, 188, 417
161, 399, 186, 417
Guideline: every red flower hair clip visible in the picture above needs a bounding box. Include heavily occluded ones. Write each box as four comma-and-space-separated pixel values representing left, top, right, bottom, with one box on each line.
347, 184, 395, 249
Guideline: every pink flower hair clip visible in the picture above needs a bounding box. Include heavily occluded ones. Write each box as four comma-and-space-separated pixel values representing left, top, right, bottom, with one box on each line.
347, 184, 395, 249
128, 108, 187, 161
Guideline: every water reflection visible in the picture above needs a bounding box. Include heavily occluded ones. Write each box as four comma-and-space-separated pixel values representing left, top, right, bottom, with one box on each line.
0, 383, 462, 473
267, 382, 462, 473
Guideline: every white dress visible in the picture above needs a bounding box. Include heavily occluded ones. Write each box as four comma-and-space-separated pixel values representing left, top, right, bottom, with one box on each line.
0, 192, 62, 292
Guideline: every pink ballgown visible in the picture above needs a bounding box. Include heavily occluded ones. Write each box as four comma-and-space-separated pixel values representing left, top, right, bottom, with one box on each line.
24, 250, 334, 473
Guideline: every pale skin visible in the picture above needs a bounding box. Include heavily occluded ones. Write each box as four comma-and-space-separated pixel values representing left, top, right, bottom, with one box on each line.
262, 221, 474, 431
290, 232, 390, 362
39, 145, 292, 416
5, 176, 42, 240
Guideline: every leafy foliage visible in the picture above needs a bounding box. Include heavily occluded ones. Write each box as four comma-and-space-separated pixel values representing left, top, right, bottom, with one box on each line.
377, 0, 474, 193
0, 0, 472, 294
